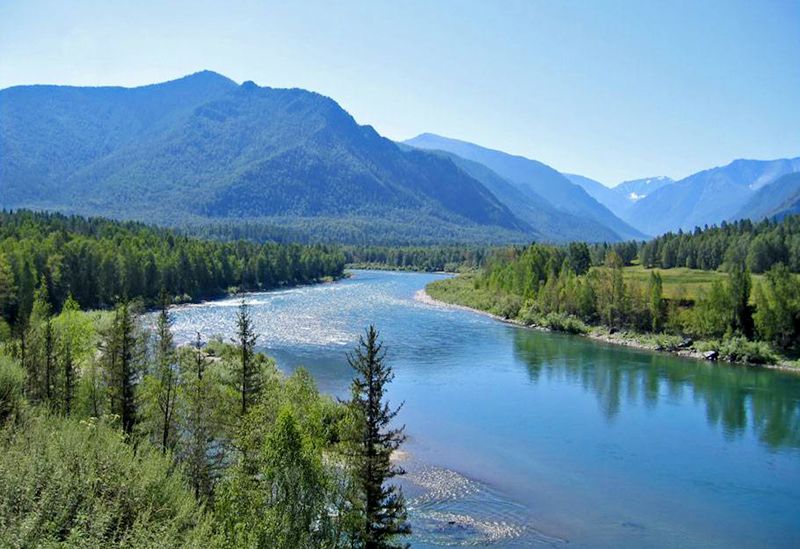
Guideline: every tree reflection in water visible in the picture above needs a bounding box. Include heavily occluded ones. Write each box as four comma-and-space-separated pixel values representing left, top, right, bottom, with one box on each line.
512, 329, 800, 450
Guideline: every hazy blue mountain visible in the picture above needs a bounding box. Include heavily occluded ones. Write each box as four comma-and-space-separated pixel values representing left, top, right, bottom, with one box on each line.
563, 173, 632, 219
0, 70, 239, 205
614, 176, 674, 202
625, 158, 800, 235
413, 150, 624, 242
404, 133, 647, 241
0, 72, 533, 244
731, 172, 800, 221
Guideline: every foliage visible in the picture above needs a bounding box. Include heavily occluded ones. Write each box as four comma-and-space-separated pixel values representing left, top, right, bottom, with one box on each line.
430, 231, 798, 363
0, 414, 213, 548
638, 215, 800, 273
537, 313, 589, 334
717, 337, 779, 365
214, 407, 347, 549
344, 326, 411, 549
0, 355, 26, 426
754, 263, 800, 352
0, 209, 346, 322
343, 245, 492, 272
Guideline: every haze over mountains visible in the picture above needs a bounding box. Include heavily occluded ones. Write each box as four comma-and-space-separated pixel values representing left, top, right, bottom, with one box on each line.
1, 70, 798, 244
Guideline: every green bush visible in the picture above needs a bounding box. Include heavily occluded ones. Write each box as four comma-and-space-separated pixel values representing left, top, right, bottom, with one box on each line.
719, 337, 779, 365
0, 355, 25, 426
0, 414, 213, 548
637, 333, 684, 350
540, 313, 589, 334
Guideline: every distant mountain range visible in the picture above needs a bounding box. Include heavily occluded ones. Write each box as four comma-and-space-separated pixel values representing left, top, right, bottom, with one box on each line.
0, 71, 645, 244
622, 158, 800, 235
566, 161, 800, 236
1, 70, 797, 243
404, 134, 647, 241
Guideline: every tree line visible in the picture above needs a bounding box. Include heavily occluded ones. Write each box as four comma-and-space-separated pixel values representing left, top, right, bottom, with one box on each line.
0, 209, 346, 332
638, 215, 800, 273
0, 289, 410, 548
342, 245, 493, 272
431, 231, 800, 361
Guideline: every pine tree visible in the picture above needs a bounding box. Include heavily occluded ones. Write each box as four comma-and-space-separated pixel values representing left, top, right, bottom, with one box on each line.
181, 333, 221, 500
232, 298, 260, 416
153, 288, 179, 453
102, 301, 143, 435
345, 326, 410, 549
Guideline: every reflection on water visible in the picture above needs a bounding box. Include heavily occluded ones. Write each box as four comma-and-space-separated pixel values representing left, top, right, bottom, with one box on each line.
512, 330, 800, 450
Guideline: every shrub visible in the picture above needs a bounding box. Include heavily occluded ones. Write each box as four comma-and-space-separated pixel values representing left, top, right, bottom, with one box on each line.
719, 336, 778, 365
637, 333, 684, 350
0, 414, 213, 548
540, 313, 589, 334
0, 355, 25, 426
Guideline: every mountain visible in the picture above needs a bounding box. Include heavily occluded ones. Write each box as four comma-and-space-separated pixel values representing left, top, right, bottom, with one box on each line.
563, 173, 632, 219
0, 72, 532, 244
732, 172, 800, 221
625, 158, 800, 235
415, 150, 624, 242
404, 133, 647, 241
614, 176, 674, 202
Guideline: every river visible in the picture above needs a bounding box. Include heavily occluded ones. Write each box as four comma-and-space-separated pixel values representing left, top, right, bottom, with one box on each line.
169, 270, 800, 548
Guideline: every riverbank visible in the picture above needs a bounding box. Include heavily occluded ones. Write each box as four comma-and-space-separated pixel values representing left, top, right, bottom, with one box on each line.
416, 285, 800, 373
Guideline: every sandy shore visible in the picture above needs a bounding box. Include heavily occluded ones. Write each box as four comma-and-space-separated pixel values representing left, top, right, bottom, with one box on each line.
414, 288, 799, 373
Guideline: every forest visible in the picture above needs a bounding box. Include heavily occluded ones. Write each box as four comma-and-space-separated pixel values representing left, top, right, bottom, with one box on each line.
0, 210, 346, 334
427, 216, 800, 364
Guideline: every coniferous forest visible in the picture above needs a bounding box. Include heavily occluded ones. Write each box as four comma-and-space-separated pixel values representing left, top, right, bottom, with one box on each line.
0, 210, 345, 329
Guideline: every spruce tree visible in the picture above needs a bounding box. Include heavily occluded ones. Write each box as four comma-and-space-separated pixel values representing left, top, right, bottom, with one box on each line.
181, 333, 219, 500
102, 301, 143, 435
346, 326, 410, 549
154, 288, 178, 453
232, 298, 260, 416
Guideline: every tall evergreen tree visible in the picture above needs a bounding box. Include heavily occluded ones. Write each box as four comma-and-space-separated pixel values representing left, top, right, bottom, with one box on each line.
180, 332, 224, 500
345, 326, 410, 549
153, 288, 179, 453
232, 298, 260, 416
102, 301, 143, 435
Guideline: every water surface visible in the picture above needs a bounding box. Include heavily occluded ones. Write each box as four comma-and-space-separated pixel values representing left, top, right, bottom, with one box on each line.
170, 270, 800, 548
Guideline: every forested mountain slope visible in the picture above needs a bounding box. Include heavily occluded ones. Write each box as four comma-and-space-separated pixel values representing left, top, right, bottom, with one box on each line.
0, 72, 531, 244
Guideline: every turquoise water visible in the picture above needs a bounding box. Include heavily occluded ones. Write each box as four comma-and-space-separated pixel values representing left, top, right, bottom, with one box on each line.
169, 270, 800, 548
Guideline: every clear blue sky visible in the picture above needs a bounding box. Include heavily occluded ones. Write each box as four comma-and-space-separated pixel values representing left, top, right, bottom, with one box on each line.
1, 0, 798, 185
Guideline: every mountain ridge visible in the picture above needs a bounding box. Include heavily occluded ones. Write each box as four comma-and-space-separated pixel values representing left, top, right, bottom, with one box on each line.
405, 133, 648, 241
1, 72, 536, 244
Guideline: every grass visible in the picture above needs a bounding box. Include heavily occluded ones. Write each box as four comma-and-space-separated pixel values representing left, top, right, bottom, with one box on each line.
618, 265, 769, 302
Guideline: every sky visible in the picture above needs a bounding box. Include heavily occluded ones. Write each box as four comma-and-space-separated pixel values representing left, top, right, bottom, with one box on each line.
1, 0, 799, 185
